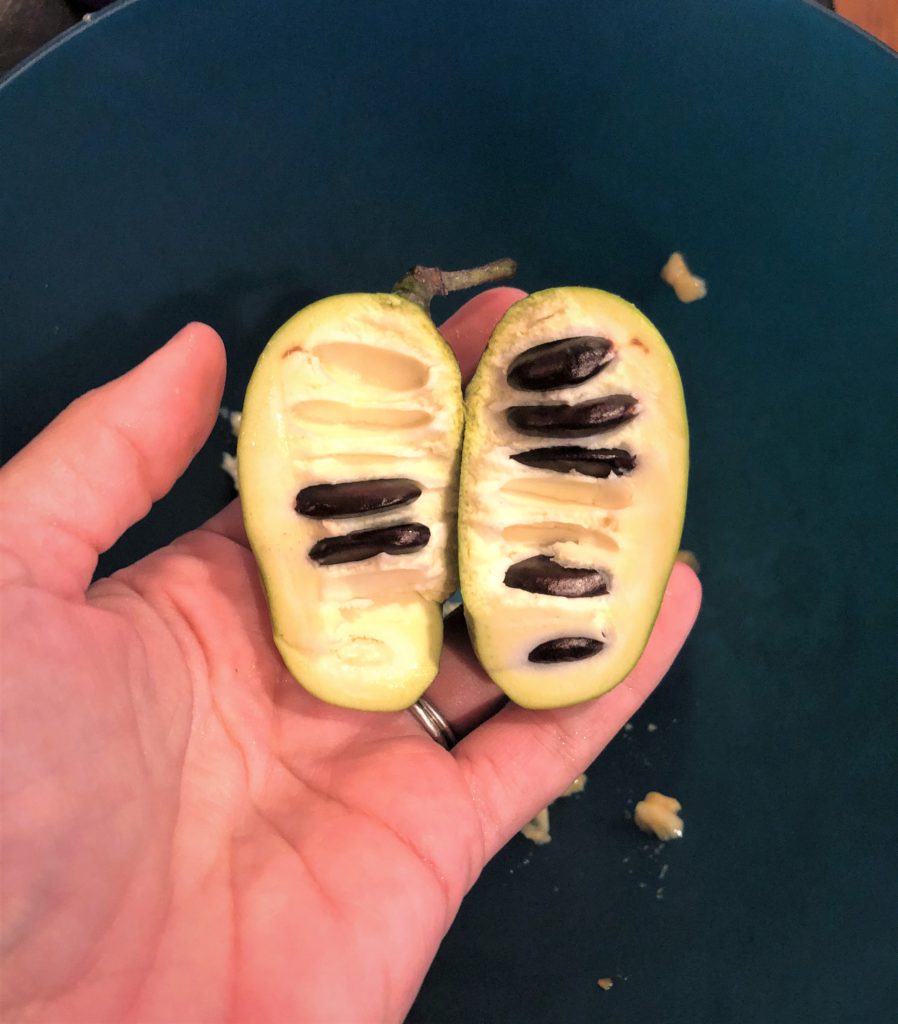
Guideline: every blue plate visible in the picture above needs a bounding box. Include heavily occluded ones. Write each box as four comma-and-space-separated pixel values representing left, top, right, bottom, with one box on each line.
2, 2, 896, 1021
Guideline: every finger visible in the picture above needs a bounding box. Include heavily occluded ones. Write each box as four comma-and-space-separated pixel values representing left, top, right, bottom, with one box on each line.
423, 610, 508, 738
439, 287, 527, 385
201, 497, 248, 547
454, 562, 702, 859
0, 323, 226, 597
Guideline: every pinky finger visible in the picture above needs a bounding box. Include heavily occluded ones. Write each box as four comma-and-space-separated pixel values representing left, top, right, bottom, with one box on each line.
453, 562, 702, 860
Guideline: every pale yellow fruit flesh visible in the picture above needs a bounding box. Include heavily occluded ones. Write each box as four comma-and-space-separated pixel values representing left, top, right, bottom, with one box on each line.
238, 292, 463, 711
459, 288, 688, 709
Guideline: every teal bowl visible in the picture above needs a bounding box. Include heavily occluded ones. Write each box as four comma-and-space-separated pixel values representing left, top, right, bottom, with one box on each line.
1, 2, 895, 1020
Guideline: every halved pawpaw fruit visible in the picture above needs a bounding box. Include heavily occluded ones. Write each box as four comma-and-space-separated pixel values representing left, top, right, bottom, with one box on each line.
458, 287, 688, 709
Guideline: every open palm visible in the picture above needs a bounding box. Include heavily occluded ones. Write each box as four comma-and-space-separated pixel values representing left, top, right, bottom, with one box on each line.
0, 292, 701, 1023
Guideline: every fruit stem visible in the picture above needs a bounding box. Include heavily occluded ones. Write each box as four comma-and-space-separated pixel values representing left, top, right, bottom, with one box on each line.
392, 258, 517, 314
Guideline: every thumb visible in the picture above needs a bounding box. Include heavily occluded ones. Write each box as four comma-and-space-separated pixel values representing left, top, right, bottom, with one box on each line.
0, 323, 226, 597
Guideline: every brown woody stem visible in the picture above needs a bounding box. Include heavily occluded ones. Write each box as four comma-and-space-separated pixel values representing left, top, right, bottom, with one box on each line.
392, 258, 517, 314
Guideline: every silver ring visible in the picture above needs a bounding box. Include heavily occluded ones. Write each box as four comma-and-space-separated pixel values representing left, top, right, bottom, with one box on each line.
408, 697, 457, 750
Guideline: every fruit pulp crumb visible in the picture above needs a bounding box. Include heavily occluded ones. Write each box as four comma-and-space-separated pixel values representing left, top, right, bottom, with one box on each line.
661, 252, 707, 303
220, 407, 243, 488
634, 791, 684, 840
597, 978, 614, 991
221, 452, 239, 488
520, 773, 588, 845
521, 808, 551, 845
562, 773, 587, 796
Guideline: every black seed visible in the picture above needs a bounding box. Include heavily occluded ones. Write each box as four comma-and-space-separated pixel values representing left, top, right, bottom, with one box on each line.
504, 555, 610, 598
507, 336, 614, 391
296, 478, 421, 519
506, 395, 639, 438
309, 523, 430, 565
510, 446, 636, 478
528, 637, 604, 663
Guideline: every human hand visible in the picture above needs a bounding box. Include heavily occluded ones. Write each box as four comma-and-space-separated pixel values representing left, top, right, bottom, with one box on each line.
0, 291, 701, 1023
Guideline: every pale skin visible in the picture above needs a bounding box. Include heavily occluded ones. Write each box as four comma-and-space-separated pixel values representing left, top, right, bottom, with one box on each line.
0, 289, 701, 1023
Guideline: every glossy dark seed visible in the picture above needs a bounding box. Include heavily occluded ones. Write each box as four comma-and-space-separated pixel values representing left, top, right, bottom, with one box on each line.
504, 555, 610, 598
309, 523, 430, 565
506, 395, 638, 438
510, 445, 636, 478
507, 336, 614, 391
296, 478, 421, 519
528, 637, 604, 663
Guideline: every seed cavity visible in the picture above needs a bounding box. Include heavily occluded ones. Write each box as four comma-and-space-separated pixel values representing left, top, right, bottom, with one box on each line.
313, 342, 429, 391
528, 637, 604, 663
298, 452, 410, 468
337, 637, 390, 666
505, 395, 638, 438
309, 523, 430, 565
291, 401, 432, 430
511, 446, 636, 478
507, 336, 614, 391
501, 476, 633, 510
325, 568, 425, 600
296, 478, 421, 519
502, 522, 619, 553
504, 555, 610, 598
